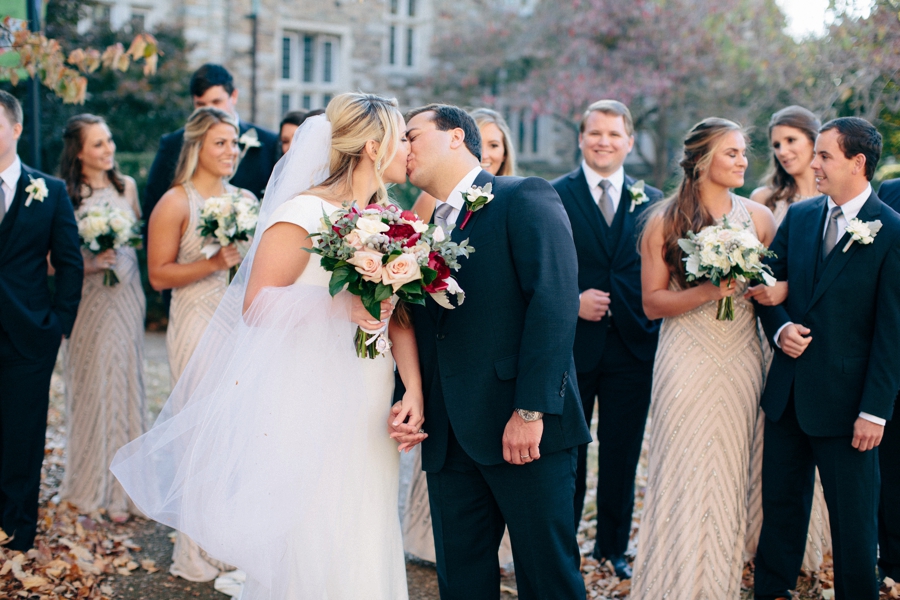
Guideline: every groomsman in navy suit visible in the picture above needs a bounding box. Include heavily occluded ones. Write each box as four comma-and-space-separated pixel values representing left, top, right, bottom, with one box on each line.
551, 100, 661, 579
0, 91, 83, 550
754, 118, 900, 599
877, 176, 900, 583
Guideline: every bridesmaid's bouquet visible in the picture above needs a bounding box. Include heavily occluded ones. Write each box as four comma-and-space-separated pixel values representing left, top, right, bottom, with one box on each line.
678, 217, 776, 320
197, 191, 259, 283
309, 203, 473, 358
76, 202, 142, 286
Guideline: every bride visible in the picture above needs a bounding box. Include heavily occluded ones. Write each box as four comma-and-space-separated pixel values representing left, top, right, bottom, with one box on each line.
111, 92, 425, 599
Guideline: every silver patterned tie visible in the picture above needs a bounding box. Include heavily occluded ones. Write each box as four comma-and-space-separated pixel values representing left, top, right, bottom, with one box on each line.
434, 201, 454, 231
822, 205, 842, 259
598, 179, 614, 226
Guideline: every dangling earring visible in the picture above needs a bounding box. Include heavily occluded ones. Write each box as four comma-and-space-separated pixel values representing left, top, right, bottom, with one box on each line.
375, 159, 382, 172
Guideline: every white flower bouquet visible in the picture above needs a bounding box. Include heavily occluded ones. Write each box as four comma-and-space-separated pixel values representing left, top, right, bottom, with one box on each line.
76, 202, 142, 286
677, 217, 776, 320
309, 203, 473, 358
196, 191, 259, 283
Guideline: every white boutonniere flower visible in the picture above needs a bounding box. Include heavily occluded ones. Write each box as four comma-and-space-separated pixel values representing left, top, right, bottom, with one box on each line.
628, 180, 649, 213
460, 182, 493, 230
843, 218, 882, 252
24, 176, 48, 207
238, 128, 261, 158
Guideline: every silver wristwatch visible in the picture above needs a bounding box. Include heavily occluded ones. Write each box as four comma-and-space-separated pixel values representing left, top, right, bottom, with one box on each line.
515, 409, 544, 422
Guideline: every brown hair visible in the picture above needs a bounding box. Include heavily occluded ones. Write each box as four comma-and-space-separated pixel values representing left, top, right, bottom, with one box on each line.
650, 117, 746, 288
761, 105, 820, 210
172, 107, 239, 187
60, 114, 126, 209
579, 100, 634, 136
470, 108, 516, 176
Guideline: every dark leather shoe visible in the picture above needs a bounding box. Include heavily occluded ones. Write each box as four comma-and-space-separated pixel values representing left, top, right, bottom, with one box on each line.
593, 550, 632, 579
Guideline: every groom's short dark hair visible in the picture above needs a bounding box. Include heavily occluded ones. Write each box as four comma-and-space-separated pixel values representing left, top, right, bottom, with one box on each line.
0, 90, 22, 125
190, 64, 235, 97
406, 104, 482, 161
820, 117, 882, 181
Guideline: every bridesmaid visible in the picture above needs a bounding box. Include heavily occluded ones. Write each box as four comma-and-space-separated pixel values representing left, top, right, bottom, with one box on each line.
147, 107, 250, 582
632, 119, 776, 598
411, 108, 516, 221
401, 108, 516, 567
59, 114, 147, 523
745, 105, 831, 572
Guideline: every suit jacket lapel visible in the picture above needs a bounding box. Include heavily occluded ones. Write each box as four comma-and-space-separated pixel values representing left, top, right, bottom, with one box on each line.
611, 175, 637, 263
0, 166, 32, 256
794, 199, 826, 310
566, 170, 610, 255
806, 193, 881, 312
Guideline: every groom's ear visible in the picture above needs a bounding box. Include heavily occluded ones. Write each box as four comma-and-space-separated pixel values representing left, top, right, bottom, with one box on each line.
449, 127, 466, 151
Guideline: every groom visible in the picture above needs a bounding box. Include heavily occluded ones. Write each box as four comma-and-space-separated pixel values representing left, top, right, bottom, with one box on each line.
403, 104, 590, 599
0, 91, 82, 550
754, 117, 900, 599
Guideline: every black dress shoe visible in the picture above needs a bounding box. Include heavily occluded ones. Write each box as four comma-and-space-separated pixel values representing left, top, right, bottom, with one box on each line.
593, 550, 632, 579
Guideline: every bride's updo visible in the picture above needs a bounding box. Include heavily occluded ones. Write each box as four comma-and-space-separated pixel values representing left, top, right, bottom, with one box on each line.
652, 117, 746, 287
319, 92, 403, 205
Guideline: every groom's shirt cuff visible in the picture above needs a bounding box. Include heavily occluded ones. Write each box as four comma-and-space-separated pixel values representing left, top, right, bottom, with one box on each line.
773, 322, 792, 349
859, 412, 887, 426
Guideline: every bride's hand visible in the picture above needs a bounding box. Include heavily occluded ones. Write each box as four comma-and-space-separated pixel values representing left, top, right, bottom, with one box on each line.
388, 394, 426, 453
351, 296, 393, 330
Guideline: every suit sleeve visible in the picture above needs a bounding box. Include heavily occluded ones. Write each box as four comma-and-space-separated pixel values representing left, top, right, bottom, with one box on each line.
878, 180, 900, 213
859, 234, 900, 420
143, 135, 178, 239
507, 177, 580, 415
49, 183, 83, 337
754, 205, 792, 345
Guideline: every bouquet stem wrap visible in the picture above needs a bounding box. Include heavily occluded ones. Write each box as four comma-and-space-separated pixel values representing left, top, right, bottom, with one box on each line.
103, 268, 120, 287
717, 296, 735, 321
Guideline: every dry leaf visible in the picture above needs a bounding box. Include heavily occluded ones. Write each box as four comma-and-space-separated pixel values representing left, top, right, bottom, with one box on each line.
22, 575, 48, 589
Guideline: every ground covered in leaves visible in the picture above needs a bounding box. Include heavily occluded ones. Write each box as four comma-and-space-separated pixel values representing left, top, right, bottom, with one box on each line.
2, 331, 898, 599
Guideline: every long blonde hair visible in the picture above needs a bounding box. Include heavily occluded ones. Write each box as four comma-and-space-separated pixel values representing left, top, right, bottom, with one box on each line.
317, 93, 403, 205
172, 107, 239, 187
470, 108, 516, 176
650, 117, 746, 288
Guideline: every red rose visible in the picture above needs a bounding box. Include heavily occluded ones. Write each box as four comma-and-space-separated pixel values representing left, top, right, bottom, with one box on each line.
387, 222, 416, 240
403, 233, 422, 248
400, 210, 418, 222
364, 203, 384, 212
424, 252, 451, 293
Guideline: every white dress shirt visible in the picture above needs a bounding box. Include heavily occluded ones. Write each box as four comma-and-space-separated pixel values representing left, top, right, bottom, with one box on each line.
436, 166, 482, 226
581, 161, 625, 212
773, 184, 883, 425
0, 156, 22, 211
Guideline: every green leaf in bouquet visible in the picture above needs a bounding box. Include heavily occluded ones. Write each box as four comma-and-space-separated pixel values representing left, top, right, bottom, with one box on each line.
399, 281, 423, 295
361, 285, 381, 320
328, 265, 355, 297
420, 266, 438, 285
677, 238, 696, 254
374, 282, 393, 302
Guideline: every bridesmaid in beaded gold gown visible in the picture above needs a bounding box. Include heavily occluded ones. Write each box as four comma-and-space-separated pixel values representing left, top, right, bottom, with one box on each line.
633, 119, 776, 599
147, 108, 250, 582
59, 115, 147, 522
745, 106, 831, 572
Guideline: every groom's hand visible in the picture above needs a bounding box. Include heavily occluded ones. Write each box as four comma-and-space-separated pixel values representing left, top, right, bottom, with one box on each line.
578, 289, 611, 321
502, 412, 543, 466
852, 417, 884, 452
778, 323, 812, 358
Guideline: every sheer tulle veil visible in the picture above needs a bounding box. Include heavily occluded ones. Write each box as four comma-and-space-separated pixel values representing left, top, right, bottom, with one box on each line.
110, 115, 404, 598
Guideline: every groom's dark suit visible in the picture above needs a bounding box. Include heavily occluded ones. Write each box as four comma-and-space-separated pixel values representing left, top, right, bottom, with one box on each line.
552, 167, 661, 557
0, 163, 82, 550
413, 170, 591, 599
876, 178, 900, 581
754, 192, 900, 599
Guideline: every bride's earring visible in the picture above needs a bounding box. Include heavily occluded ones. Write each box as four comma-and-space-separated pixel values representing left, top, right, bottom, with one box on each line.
375, 159, 382, 172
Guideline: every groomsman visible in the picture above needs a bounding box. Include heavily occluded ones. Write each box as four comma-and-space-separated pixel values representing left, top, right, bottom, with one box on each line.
551, 100, 661, 579
143, 63, 279, 224
877, 177, 900, 583
754, 118, 900, 599
0, 91, 83, 550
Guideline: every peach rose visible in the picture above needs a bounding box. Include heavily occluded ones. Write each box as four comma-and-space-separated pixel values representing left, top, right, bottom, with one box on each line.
344, 230, 365, 250
347, 250, 385, 282
382, 253, 422, 292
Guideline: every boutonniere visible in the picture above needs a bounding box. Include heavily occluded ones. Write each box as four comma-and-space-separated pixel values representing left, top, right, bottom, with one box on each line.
238, 128, 261, 155
24, 176, 48, 207
843, 218, 882, 252
628, 180, 649, 212
459, 183, 493, 230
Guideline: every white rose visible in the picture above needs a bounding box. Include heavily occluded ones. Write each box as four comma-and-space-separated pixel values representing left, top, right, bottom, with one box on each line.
355, 216, 390, 238
347, 250, 385, 282
410, 220, 429, 234
432, 226, 446, 243
382, 253, 422, 291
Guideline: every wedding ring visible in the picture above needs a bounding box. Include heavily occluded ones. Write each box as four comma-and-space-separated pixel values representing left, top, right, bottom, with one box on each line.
418, 428, 425, 434
520, 455, 530, 459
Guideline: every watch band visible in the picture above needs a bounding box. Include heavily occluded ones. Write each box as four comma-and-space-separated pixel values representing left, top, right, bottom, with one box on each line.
515, 409, 543, 422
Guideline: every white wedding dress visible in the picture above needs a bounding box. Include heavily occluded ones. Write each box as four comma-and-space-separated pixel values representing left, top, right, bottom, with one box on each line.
112, 194, 407, 599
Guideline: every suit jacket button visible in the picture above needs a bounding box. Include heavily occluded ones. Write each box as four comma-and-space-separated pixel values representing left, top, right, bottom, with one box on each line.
559, 390, 566, 397
436, 333, 445, 340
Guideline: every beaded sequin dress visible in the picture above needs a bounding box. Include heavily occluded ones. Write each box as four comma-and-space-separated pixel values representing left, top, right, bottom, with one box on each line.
166, 181, 232, 582
61, 178, 147, 517
631, 197, 765, 599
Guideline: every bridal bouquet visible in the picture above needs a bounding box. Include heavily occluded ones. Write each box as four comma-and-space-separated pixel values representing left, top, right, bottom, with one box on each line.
309, 203, 473, 358
678, 217, 776, 320
197, 191, 259, 283
76, 202, 142, 286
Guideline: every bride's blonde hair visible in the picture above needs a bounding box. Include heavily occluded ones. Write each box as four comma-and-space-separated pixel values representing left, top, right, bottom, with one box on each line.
318, 93, 403, 205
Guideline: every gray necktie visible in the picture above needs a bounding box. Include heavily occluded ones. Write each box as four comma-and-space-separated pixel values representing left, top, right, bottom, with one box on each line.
434, 201, 454, 231
822, 205, 842, 259
0, 184, 6, 225
598, 179, 614, 226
